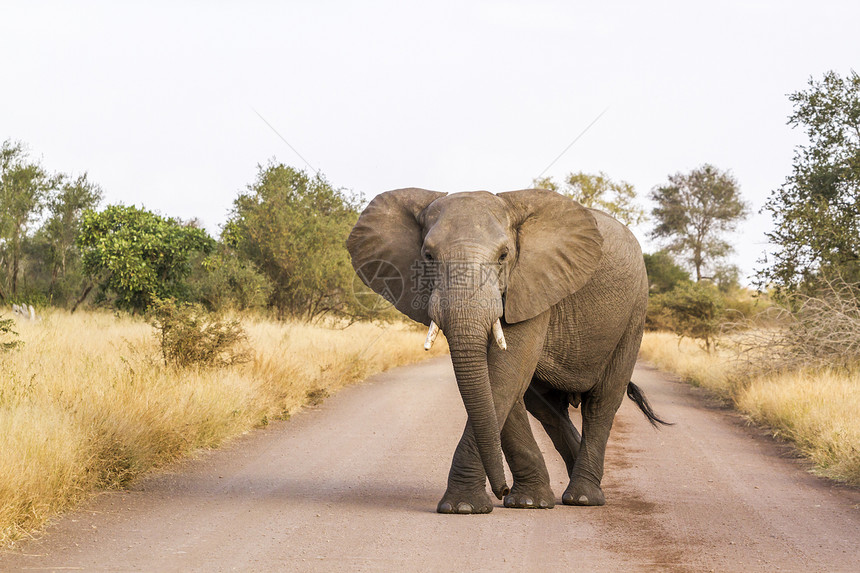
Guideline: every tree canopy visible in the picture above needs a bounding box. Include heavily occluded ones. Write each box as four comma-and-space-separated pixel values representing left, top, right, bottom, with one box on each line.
78, 205, 215, 312
0, 140, 54, 298
0, 140, 368, 318
643, 250, 691, 294
222, 162, 363, 320
38, 173, 103, 300
760, 70, 860, 294
533, 171, 646, 226
650, 164, 749, 282
0, 140, 105, 306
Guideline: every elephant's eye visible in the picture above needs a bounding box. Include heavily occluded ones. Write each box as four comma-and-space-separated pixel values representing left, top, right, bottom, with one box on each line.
498, 249, 509, 264
424, 251, 434, 261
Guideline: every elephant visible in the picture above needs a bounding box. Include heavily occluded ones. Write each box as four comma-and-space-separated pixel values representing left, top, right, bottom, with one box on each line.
347, 187, 669, 514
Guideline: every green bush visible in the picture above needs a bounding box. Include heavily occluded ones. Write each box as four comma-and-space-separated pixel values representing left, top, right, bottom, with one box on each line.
187, 249, 273, 313
0, 315, 22, 351
644, 250, 693, 331
644, 250, 691, 294
650, 282, 726, 352
222, 163, 362, 320
78, 205, 215, 313
148, 299, 251, 368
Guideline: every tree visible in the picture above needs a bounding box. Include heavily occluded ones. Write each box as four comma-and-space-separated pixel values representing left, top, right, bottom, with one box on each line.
760, 70, 860, 294
222, 162, 362, 320
643, 250, 692, 332
78, 205, 215, 312
186, 246, 273, 312
643, 250, 691, 294
533, 171, 646, 226
40, 173, 103, 300
650, 164, 749, 282
712, 263, 742, 294
651, 281, 726, 352
0, 140, 55, 297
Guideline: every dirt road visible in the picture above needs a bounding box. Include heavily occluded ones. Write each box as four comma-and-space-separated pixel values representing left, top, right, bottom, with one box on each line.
2, 357, 858, 572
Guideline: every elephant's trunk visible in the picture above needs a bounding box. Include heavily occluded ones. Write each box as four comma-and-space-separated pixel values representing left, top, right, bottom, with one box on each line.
446, 325, 509, 500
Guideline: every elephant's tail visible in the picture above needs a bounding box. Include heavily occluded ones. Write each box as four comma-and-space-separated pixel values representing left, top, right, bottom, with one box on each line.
626, 382, 673, 428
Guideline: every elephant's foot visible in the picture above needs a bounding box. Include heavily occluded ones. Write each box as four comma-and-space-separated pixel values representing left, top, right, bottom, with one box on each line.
562, 478, 605, 506
503, 482, 555, 509
437, 488, 493, 514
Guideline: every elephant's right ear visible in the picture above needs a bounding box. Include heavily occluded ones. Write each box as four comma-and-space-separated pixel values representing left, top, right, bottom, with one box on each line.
498, 189, 603, 323
347, 188, 446, 325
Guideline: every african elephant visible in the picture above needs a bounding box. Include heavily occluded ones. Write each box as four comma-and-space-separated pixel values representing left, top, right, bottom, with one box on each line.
347, 188, 668, 514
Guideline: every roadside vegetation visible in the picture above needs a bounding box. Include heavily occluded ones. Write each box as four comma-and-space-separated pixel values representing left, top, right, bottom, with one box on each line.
0, 310, 447, 546
641, 70, 860, 486
0, 150, 369, 322
640, 330, 860, 485
0, 150, 437, 546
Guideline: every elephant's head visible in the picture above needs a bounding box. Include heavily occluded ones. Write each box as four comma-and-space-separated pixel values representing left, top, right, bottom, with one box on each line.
347, 188, 603, 498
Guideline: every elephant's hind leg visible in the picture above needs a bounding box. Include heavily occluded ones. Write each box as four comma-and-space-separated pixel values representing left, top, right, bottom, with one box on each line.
523, 383, 581, 477
563, 322, 643, 506
500, 399, 555, 509
561, 391, 622, 506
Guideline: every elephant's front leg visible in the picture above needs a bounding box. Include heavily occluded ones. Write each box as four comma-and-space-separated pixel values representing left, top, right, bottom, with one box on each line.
437, 315, 548, 514
501, 399, 555, 509
437, 423, 496, 514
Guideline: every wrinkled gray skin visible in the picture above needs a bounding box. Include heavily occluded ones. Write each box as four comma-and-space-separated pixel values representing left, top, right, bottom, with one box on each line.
347, 188, 648, 513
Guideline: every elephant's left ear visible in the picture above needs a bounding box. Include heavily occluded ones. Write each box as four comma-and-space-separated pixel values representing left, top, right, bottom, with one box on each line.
347, 188, 446, 326
498, 189, 604, 323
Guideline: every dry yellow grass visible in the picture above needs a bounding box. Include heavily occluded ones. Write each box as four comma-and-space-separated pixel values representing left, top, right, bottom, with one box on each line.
640, 331, 860, 485
638, 332, 734, 396
737, 369, 860, 483
0, 310, 447, 547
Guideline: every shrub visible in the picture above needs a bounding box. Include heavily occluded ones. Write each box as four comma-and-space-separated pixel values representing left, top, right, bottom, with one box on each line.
187, 250, 273, 312
0, 315, 22, 351
737, 277, 860, 374
650, 282, 725, 352
643, 250, 691, 294
644, 250, 692, 331
148, 299, 251, 368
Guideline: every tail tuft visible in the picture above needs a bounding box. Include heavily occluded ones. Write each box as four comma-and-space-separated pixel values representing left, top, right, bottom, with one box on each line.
626, 382, 673, 428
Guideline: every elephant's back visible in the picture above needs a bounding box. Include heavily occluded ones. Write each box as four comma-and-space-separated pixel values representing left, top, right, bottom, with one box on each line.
588, 209, 647, 290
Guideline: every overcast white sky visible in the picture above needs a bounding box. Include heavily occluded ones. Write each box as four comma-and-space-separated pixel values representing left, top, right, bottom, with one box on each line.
2, 1, 858, 283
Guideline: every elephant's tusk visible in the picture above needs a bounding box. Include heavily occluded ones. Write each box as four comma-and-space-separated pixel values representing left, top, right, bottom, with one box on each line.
492, 319, 507, 351
424, 321, 440, 351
